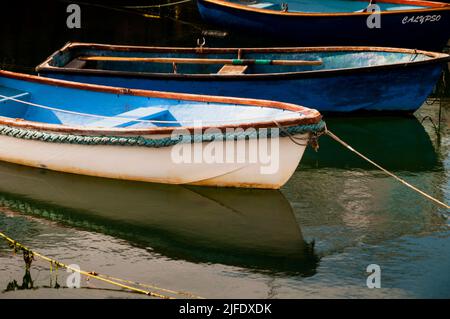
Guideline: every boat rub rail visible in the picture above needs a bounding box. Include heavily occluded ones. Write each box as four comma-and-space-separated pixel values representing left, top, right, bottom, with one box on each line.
196, 0, 450, 17
0, 70, 322, 136
36, 42, 450, 81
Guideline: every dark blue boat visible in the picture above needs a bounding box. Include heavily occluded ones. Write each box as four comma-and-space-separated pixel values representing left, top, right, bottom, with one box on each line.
197, 0, 450, 50
36, 43, 449, 113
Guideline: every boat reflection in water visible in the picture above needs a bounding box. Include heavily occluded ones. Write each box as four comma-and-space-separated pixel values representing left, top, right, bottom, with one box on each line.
302, 115, 439, 170
0, 161, 319, 276
288, 114, 445, 246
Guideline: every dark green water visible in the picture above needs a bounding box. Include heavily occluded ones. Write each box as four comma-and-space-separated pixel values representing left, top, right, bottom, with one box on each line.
0, 1, 449, 298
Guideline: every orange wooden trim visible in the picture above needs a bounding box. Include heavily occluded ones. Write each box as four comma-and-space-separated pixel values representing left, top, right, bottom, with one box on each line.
80, 56, 322, 66
59, 42, 449, 57
0, 70, 321, 136
199, 0, 450, 17
35, 43, 449, 82
36, 42, 448, 74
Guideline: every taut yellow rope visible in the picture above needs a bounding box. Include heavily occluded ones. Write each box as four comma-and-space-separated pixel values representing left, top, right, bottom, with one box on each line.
0, 231, 203, 299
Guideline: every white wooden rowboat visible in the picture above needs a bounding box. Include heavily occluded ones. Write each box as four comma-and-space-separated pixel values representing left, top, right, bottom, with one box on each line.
0, 70, 324, 189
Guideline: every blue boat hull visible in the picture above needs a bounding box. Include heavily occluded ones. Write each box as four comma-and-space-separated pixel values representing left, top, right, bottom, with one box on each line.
197, 0, 450, 51
42, 62, 444, 113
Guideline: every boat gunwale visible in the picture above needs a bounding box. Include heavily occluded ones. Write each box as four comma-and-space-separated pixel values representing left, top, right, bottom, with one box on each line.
0, 70, 322, 136
36, 42, 450, 80
197, 0, 450, 17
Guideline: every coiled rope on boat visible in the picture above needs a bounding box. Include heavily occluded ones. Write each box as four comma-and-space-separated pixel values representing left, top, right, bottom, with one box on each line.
0, 92, 326, 147
0, 231, 204, 298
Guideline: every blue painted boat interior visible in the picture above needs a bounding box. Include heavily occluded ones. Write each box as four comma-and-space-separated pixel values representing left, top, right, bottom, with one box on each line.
48, 47, 433, 75
225, 0, 429, 12
0, 76, 304, 128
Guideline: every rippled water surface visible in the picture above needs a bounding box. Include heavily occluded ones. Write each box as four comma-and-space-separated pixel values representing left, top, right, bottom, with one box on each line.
0, 0, 449, 298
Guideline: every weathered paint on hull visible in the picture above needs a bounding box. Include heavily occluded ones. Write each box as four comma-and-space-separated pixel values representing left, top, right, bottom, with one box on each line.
197, 0, 450, 51
0, 133, 307, 189
44, 62, 444, 112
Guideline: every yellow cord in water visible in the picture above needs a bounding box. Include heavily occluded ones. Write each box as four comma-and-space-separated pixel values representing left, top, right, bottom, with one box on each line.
0, 231, 203, 299
97, 274, 205, 299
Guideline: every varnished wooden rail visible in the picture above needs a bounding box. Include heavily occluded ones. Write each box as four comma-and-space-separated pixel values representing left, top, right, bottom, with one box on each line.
79, 56, 323, 66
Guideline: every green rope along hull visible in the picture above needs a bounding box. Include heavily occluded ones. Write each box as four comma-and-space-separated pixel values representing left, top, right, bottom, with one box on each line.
0, 120, 326, 148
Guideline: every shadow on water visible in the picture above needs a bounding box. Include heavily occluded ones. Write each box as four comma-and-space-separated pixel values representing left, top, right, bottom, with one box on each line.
0, 161, 319, 276
302, 115, 441, 171
283, 109, 448, 249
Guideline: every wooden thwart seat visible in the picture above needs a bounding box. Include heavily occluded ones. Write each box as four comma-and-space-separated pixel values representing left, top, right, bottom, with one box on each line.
65, 58, 87, 69
218, 65, 248, 75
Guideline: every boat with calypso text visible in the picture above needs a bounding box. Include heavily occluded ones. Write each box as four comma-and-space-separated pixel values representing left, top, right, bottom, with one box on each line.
196, 0, 450, 50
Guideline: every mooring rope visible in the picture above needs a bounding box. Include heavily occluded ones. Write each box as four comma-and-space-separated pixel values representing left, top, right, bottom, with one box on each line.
96, 274, 204, 298
325, 129, 450, 210
123, 0, 192, 9
58, 0, 161, 19
0, 231, 204, 298
273, 119, 325, 151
